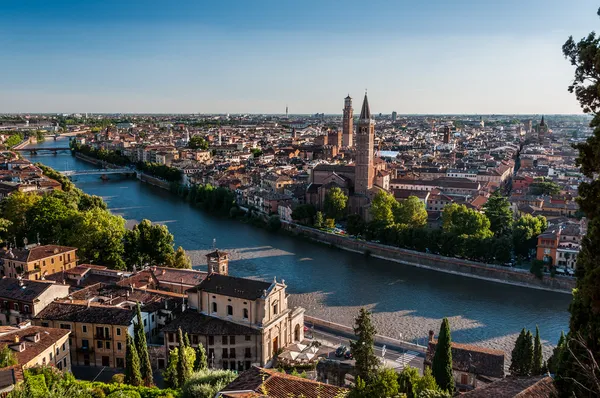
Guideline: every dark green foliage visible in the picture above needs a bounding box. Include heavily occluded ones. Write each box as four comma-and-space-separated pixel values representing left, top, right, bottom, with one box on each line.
290, 204, 316, 225
350, 308, 379, 383
510, 328, 534, 376
194, 343, 208, 371
533, 326, 543, 375
124, 219, 176, 268
529, 180, 561, 196
431, 318, 454, 393
530, 260, 544, 279
267, 215, 282, 231
547, 331, 565, 374
323, 187, 348, 220
125, 334, 142, 386
314, 211, 324, 228
513, 214, 547, 258
36, 163, 76, 191
555, 25, 600, 393
72, 143, 130, 166
177, 328, 192, 387
180, 369, 237, 398
137, 162, 182, 183
348, 368, 399, 398
345, 214, 366, 236
483, 191, 514, 236
185, 183, 236, 215
134, 304, 153, 386
187, 135, 209, 150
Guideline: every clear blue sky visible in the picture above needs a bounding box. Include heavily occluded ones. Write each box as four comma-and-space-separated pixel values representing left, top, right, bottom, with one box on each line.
0, 0, 597, 114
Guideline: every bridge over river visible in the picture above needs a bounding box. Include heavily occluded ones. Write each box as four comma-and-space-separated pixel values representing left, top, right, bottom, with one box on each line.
61, 168, 135, 177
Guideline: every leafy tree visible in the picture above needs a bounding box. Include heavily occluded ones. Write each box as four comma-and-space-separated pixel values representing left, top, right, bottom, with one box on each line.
513, 214, 547, 257
350, 308, 379, 383
533, 325, 543, 375
558, 14, 600, 396
194, 343, 208, 371
325, 218, 335, 229
398, 366, 420, 398
267, 215, 282, 231
291, 204, 316, 225
134, 303, 153, 386
177, 328, 192, 387
346, 214, 366, 236
188, 135, 209, 150
164, 348, 180, 389
171, 246, 192, 269
124, 219, 176, 269
323, 187, 348, 220
314, 211, 324, 228
0, 191, 41, 241
547, 331, 565, 374
483, 191, 513, 236
510, 328, 533, 376
370, 190, 396, 226
529, 180, 561, 196
0, 345, 17, 367
431, 318, 454, 393
125, 333, 142, 386
26, 194, 77, 245
417, 390, 451, 398
180, 369, 237, 398
393, 196, 428, 228
442, 203, 492, 238
68, 207, 127, 270
416, 367, 440, 395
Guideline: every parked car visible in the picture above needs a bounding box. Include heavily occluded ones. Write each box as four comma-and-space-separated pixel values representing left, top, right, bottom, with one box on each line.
555, 267, 566, 275
344, 350, 353, 360
335, 345, 347, 357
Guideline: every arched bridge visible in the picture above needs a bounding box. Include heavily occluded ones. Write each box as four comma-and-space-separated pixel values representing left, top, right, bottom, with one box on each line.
13, 147, 71, 153
61, 168, 135, 177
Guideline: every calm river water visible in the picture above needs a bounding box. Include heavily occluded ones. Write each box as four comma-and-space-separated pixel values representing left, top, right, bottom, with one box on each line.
25, 138, 571, 357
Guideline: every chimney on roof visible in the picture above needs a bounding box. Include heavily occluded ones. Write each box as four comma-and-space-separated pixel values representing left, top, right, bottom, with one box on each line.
429, 330, 435, 343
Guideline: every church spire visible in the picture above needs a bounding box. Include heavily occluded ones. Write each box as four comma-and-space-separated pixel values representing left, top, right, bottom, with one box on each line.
359, 92, 371, 120
540, 115, 545, 126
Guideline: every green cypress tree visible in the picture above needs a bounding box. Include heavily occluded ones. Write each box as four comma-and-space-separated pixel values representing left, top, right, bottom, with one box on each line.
524, 330, 534, 375
194, 343, 208, 371
431, 318, 454, 393
558, 12, 600, 396
510, 329, 525, 376
548, 331, 565, 374
177, 327, 191, 387
134, 303, 153, 386
125, 333, 142, 386
533, 326, 543, 375
184, 332, 191, 348
350, 308, 379, 383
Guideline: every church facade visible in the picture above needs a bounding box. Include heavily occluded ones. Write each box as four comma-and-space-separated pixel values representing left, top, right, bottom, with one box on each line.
306, 93, 389, 220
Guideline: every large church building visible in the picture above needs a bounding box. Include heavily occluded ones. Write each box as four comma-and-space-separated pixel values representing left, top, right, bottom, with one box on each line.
306, 93, 389, 219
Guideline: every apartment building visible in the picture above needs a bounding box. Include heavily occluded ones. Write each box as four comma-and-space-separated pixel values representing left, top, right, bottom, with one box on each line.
0, 278, 70, 326
1, 245, 77, 280
0, 325, 71, 371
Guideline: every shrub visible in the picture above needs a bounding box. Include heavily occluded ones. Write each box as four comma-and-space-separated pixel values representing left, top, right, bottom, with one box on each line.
111, 374, 126, 384
107, 391, 141, 398
180, 370, 237, 398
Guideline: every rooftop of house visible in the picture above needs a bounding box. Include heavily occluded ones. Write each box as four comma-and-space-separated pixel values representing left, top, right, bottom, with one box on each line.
189, 274, 273, 301
161, 309, 260, 336
219, 366, 348, 398
460, 376, 557, 397
0, 278, 63, 302
0, 325, 70, 366
34, 302, 135, 326
1, 245, 77, 263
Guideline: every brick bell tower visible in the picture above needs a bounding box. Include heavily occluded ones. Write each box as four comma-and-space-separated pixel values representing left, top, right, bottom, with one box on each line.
355, 92, 374, 194
206, 250, 229, 275
342, 94, 354, 147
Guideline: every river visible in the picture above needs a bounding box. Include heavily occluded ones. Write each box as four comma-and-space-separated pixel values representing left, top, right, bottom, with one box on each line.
25, 137, 571, 358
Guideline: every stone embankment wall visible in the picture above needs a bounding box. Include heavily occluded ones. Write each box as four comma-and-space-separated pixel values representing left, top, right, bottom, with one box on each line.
283, 222, 576, 294
138, 173, 171, 190
305, 315, 427, 354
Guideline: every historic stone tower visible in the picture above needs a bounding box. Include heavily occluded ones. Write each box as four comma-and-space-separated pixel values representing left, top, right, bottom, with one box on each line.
206, 250, 229, 275
342, 95, 354, 147
355, 93, 374, 194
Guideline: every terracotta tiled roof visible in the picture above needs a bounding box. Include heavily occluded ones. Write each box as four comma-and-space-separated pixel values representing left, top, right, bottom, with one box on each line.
188, 274, 272, 301
461, 376, 557, 397
35, 302, 135, 326
1, 245, 76, 263
425, 340, 505, 378
0, 278, 59, 302
220, 367, 348, 398
0, 326, 69, 366
161, 310, 260, 336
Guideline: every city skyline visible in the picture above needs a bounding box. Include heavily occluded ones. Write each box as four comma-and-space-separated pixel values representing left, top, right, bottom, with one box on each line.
1, 0, 598, 114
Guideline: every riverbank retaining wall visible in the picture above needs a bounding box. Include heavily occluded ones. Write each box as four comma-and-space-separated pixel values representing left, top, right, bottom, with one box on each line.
305, 315, 427, 354
138, 173, 171, 190
283, 222, 576, 294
